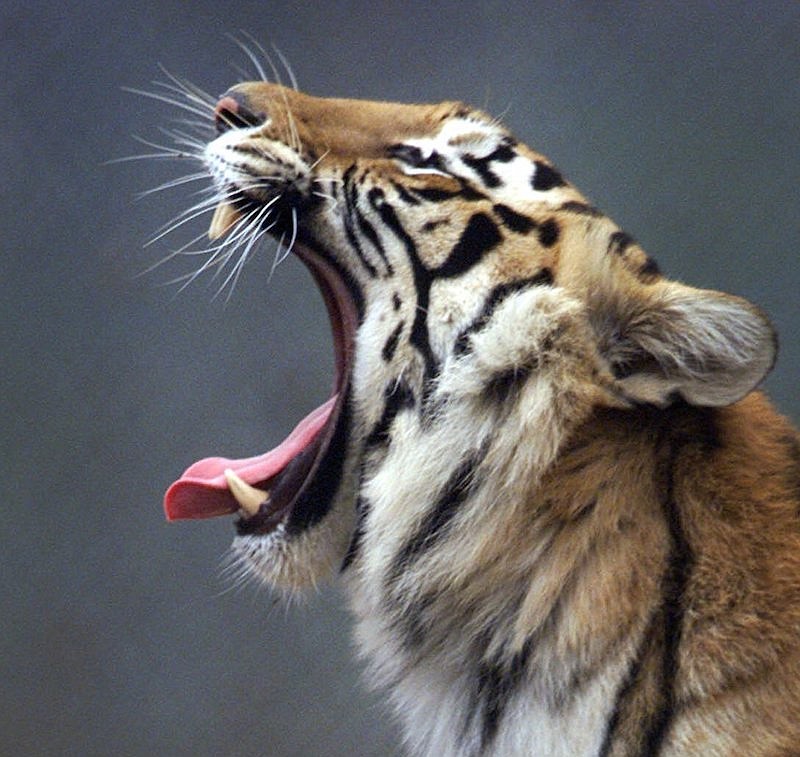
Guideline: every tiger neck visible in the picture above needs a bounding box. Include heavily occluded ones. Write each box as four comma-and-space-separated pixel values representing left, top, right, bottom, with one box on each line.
347, 391, 714, 667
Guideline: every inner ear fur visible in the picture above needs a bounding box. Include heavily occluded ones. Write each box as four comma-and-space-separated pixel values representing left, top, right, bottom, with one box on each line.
595, 281, 777, 407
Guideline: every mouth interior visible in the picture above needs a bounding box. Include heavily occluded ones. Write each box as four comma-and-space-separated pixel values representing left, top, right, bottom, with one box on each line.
163, 203, 356, 532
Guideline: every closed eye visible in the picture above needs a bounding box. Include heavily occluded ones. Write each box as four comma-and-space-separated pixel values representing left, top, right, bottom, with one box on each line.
387, 143, 450, 177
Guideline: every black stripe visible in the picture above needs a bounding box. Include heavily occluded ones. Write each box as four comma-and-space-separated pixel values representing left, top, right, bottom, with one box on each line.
342, 165, 379, 277
485, 361, 538, 404
599, 414, 697, 754
341, 382, 416, 571
486, 143, 516, 163
366, 190, 502, 401
366, 188, 438, 382
479, 640, 533, 751
340, 494, 369, 572
640, 256, 662, 278
381, 321, 404, 362
597, 609, 660, 757
410, 180, 485, 204
537, 218, 560, 248
367, 188, 418, 258
397, 590, 437, 649
389, 178, 421, 205
608, 230, 636, 257
355, 207, 394, 276
479, 663, 506, 749
454, 270, 554, 355
388, 453, 480, 583
558, 201, 603, 217
388, 143, 447, 173
462, 153, 502, 188
645, 434, 693, 752
460, 144, 515, 190
365, 381, 416, 450
409, 186, 461, 203
493, 203, 536, 234
532, 161, 567, 191
435, 212, 502, 279
421, 218, 449, 233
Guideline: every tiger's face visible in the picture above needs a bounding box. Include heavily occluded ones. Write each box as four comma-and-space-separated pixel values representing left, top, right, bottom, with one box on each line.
164, 82, 774, 593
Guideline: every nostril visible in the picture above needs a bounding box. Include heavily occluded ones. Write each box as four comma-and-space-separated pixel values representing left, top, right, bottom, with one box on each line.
214, 95, 265, 134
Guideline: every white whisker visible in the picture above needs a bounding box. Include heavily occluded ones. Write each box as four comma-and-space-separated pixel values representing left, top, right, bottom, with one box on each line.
123, 86, 211, 120
270, 231, 288, 280
282, 91, 301, 153
129, 57, 309, 301
130, 133, 191, 156
271, 206, 299, 275
312, 190, 339, 208
205, 210, 267, 294
218, 223, 268, 302
314, 175, 343, 187
170, 230, 250, 291
158, 127, 208, 152
135, 171, 210, 199
138, 225, 220, 278
121, 134, 196, 164
148, 189, 221, 232
288, 206, 299, 253
233, 35, 301, 152
271, 43, 299, 91
153, 81, 215, 115
230, 63, 250, 81
106, 151, 187, 165
229, 32, 269, 82
145, 197, 222, 247
170, 117, 213, 135
308, 149, 331, 172
153, 70, 217, 113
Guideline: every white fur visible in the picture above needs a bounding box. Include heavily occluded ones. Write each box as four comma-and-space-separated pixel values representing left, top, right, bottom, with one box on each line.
401, 118, 566, 207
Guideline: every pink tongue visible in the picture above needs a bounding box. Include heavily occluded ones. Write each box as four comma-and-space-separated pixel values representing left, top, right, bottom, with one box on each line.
164, 396, 337, 521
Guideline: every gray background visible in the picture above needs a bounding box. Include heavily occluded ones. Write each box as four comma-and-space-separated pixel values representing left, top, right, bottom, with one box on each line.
3, 2, 798, 755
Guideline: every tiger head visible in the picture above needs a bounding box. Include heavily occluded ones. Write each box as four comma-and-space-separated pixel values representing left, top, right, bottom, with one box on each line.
164, 82, 775, 592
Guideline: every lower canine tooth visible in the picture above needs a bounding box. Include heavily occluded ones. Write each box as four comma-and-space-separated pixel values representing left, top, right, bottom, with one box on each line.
209, 202, 240, 240
224, 468, 269, 517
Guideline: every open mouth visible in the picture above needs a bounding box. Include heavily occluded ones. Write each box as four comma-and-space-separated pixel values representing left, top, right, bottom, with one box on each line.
163, 200, 358, 535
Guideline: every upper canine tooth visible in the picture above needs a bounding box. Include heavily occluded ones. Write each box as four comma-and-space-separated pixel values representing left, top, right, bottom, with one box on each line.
209, 202, 241, 240
224, 468, 269, 517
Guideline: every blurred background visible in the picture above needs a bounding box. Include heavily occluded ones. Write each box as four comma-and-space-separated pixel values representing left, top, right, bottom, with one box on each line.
2, 2, 798, 755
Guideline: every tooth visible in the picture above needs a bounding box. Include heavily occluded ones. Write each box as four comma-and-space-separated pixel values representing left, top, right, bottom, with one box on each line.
209, 202, 240, 240
224, 468, 269, 517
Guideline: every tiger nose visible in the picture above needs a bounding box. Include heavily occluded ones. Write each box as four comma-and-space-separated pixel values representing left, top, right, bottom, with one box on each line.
214, 93, 265, 133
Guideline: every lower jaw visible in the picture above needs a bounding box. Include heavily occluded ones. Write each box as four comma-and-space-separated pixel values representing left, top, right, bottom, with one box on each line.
164, 199, 361, 540
235, 387, 348, 537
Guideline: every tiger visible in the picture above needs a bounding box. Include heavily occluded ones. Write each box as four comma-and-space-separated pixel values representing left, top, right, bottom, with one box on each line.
161, 81, 800, 756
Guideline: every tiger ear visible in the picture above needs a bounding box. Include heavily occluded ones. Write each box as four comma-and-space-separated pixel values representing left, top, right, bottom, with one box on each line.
600, 282, 777, 407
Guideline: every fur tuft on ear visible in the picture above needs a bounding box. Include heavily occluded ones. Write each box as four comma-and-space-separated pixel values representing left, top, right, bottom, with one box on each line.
602, 283, 777, 407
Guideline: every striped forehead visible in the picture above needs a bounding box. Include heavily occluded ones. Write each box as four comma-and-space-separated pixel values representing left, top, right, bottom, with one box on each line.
398, 116, 567, 205
402, 116, 506, 164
